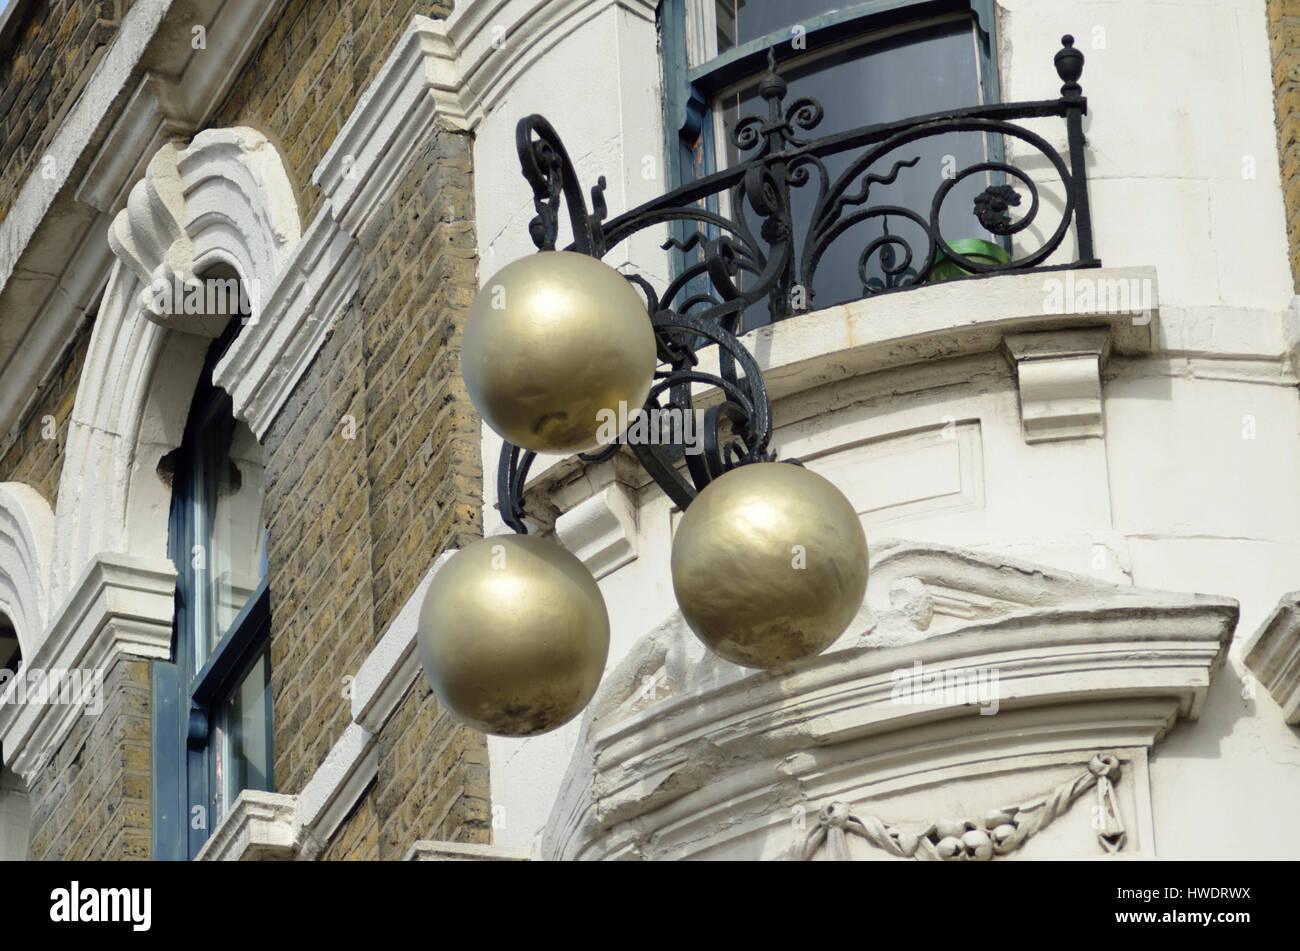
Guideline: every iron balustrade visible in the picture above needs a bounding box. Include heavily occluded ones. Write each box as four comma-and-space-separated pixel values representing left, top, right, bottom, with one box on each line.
498, 35, 1096, 531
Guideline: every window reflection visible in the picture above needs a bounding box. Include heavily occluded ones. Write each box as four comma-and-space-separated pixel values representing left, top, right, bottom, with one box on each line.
190, 408, 266, 670
715, 0, 847, 53
715, 18, 990, 324
214, 647, 270, 820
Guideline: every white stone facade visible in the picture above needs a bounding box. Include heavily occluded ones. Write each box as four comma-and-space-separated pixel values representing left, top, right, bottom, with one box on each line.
458, 0, 1300, 860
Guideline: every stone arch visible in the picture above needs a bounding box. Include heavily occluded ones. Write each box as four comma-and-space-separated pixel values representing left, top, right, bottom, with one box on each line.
0, 484, 54, 662
50, 128, 301, 608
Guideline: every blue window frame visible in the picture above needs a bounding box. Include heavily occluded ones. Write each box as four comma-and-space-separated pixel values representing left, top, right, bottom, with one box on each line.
661, 0, 1003, 322
152, 320, 273, 860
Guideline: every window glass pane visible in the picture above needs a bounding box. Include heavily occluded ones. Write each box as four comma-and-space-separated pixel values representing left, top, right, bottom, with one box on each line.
213, 648, 271, 820
716, 19, 988, 324
716, 0, 847, 53
191, 412, 267, 668
0, 617, 19, 676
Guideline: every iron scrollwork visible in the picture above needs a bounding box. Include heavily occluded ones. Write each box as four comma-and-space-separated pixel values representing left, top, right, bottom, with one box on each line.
498, 36, 1097, 533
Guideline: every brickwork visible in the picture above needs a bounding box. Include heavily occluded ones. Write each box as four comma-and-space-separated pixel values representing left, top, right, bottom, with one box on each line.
1271, 0, 1300, 289
213, 0, 455, 225
260, 123, 487, 854
0, 320, 91, 506
1, 0, 489, 862
0, 0, 130, 224
24, 657, 152, 860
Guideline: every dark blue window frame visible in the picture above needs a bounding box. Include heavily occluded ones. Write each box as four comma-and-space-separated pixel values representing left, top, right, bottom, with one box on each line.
152, 323, 273, 861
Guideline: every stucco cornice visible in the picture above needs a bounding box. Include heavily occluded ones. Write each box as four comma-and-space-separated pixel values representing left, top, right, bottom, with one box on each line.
543, 541, 1236, 861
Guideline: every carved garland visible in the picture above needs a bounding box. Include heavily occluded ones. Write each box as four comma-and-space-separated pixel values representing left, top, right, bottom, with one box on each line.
798, 753, 1126, 861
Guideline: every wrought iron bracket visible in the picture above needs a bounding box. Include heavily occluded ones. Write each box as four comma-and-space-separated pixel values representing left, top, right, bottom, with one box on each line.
497, 36, 1097, 534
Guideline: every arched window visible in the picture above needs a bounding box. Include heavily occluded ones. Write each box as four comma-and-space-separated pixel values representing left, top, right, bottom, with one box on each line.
153, 294, 273, 860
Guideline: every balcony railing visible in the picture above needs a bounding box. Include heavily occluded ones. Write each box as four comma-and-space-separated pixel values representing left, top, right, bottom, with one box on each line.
499, 34, 1098, 528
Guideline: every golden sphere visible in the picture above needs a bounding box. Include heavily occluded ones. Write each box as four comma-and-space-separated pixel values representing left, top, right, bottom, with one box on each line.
462, 250, 657, 454
671, 463, 868, 668
418, 534, 610, 737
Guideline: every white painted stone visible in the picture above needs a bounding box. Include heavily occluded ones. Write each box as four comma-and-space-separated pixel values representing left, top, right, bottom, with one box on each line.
0, 484, 55, 660
108, 127, 302, 335
314, 15, 470, 236
554, 484, 639, 580
1004, 329, 1110, 442
1243, 594, 1300, 725
404, 841, 532, 861
194, 791, 298, 862
294, 723, 378, 861
0, 0, 286, 447
0, 552, 175, 783
541, 542, 1233, 860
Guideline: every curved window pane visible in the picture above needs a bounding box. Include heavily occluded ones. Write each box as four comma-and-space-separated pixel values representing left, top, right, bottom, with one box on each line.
716, 0, 848, 53
716, 18, 989, 324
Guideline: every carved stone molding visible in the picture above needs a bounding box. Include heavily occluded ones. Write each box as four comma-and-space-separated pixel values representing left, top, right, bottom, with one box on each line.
212, 211, 360, 439
0, 483, 55, 660
1244, 592, 1300, 724
106, 126, 302, 337
193, 791, 298, 862
1003, 328, 1112, 443
798, 753, 1126, 861
0, 552, 175, 783
440, 0, 658, 131
314, 15, 470, 237
514, 267, 1158, 522
542, 542, 1234, 860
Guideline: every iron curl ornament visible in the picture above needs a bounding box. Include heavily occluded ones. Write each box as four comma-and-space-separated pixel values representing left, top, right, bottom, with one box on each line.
496, 35, 1098, 533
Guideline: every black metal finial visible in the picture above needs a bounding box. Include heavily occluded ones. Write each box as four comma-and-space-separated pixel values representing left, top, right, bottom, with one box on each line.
1055, 34, 1084, 98
759, 47, 787, 102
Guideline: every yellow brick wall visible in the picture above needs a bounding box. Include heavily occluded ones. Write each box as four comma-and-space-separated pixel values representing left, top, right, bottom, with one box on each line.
25, 658, 153, 860
2, 0, 487, 862
213, 0, 455, 225
261, 121, 488, 858
0, 0, 132, 224
0, 320, 91, 505
1270, 0, 1300, 289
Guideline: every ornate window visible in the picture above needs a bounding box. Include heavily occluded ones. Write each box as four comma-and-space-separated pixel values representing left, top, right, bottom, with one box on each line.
662, 0, 1001, 324
153, 312, 273, 860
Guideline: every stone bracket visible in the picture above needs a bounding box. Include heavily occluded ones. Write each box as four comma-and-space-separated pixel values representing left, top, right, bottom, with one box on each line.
1003, 328, 1112, 443
554, 484, 638, 580
1245, 592, 1300, 724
